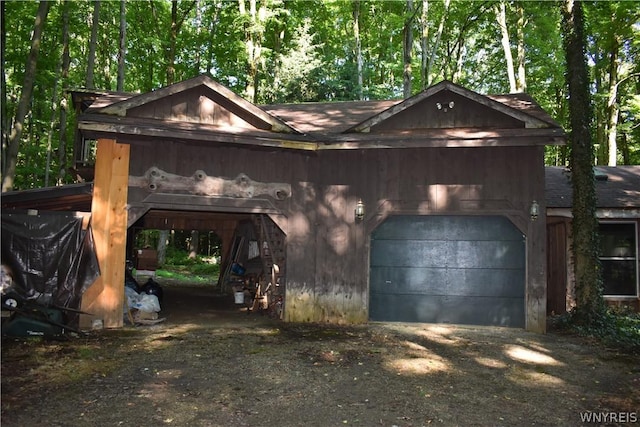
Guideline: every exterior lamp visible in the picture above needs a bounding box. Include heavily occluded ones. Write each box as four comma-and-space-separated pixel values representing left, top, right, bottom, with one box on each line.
355, 199, 365, 222
530, 200, 540, 221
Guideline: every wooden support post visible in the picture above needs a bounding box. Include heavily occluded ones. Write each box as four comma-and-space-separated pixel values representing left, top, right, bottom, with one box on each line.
80, 139, 130, 329
526, 210, 547, 333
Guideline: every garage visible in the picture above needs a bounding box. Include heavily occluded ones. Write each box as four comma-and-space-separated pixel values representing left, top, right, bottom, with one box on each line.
63, 76, 561, 331
369, 215, 525, 327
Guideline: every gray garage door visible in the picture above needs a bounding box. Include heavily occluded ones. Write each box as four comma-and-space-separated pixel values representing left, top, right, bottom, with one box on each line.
369, 215, 525, 327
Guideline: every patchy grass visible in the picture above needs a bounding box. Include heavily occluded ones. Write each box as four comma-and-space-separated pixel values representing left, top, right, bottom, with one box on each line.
1, 333, 124, 413
147, 265, 218, 284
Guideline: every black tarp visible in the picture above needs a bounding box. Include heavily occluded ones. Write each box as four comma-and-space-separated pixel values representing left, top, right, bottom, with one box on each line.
1, 211, 100, 326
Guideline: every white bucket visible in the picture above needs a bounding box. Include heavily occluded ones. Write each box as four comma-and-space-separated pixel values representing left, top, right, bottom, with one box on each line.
234, 292, 245, 304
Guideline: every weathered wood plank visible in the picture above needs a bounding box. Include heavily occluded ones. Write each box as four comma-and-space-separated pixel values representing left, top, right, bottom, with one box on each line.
81, 139, 130, 329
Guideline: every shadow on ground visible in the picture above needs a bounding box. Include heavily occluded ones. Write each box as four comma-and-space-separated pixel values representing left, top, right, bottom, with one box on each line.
2, 282, 639, 427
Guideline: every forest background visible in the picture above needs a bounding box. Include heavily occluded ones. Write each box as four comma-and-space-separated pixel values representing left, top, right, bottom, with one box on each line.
2, 0, 640, 335
2, 0, 639, 193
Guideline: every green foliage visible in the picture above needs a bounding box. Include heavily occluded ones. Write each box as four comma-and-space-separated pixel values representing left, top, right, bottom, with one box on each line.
158, 246, 220, 283
2, 0, 639, 190
551, 307, 640, 354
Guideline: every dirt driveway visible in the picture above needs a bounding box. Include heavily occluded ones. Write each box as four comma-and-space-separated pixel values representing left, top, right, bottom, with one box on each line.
2, 283, 639, 427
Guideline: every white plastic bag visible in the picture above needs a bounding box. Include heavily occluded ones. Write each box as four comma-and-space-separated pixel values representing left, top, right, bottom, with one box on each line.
124, 287, 160, 313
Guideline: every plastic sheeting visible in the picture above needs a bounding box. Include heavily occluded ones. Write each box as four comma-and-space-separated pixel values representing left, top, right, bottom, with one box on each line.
1, 211, 100, 317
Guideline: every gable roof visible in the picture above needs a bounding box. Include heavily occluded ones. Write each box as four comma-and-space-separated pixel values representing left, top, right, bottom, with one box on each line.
346, 80, 557, 133
75, 75, 565, 150
545, 166, 640, 209
90, 75, 299, 134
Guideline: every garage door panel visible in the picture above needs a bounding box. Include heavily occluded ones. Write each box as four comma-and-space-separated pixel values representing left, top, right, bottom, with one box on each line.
373, 215, 524, 241
369, 215, 525, 327
451, 241, 525, 269
447, 268, 525, 298
370, 240, 451, 267
369, 293, 525, 327
371, 267, 525, 298
371, 240, 525, 269
370, 266, 449, 294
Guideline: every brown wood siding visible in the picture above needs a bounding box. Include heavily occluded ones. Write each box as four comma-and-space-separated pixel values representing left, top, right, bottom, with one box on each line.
127, 141, 545, 327
371, 91, 524, 131
129, 87, 254, 129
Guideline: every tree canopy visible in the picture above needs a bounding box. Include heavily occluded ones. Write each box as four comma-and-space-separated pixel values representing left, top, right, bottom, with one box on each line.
2, 0, 639, 190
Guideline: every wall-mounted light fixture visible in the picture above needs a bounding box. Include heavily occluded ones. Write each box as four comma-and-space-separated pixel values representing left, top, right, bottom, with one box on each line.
530, 200, 540, 221
436, 101, 455, 112
355, 199, 365, 222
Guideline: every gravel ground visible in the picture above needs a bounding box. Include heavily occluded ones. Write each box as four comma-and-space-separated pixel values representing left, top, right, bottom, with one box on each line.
2, 283, 639, 427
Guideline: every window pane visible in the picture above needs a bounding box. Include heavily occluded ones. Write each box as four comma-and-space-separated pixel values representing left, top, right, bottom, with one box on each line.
601, 260, 636, 296
599, 223, 636, 257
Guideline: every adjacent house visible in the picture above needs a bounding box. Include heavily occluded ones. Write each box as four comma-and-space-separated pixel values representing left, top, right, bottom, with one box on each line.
546, 166, 640, 313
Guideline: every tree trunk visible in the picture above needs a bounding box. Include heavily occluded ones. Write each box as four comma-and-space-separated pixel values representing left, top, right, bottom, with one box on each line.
419, 0, 429, 89
426, 0, 449, 86
516, 1, 527, 92
606, 36, 620, 166
352, 0, 363, 100
403, 0, 414, 99
157, 229, 169, 266
194, 0, 202, 73
167, 0, 178, 85
1, 2, 7, 175
57, 0, 71, 184
561, 0, 604, 322
619, 132, 629, 165
239, 0, 262, 103
43, 3, 64, 186
495, 1, 517, 93
86, 1, 100, 89
189, 230, 199, 260
2, 1, 50, 192
166, 1, 196, 85
45, 63, 60, 187
117, 0, 126, 91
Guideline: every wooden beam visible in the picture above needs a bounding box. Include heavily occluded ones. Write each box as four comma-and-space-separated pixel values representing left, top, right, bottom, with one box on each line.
79, 114, 564, 151
80, 138, 130, 329
78, 118, 319, 151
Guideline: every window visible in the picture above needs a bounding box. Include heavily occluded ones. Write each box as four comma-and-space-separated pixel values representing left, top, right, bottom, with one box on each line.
598, 222, 638, 297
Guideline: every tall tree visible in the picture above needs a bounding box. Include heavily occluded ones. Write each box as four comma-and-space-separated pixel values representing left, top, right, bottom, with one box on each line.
515, 1, 527, 92
403, 0, 414, 98
57, 0, 71, 184
238, 0, 266, 102
561, 0, 604, 322
167, 0, 197, 85
495, 1, 517, 93
1, 2, 7, 176
86, 1, 100, 89
352, 0, 363, 100
2, 1, 50, 192
419, 0, 429, 89
44, 0, 69, 187
117, 0, 126, 91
